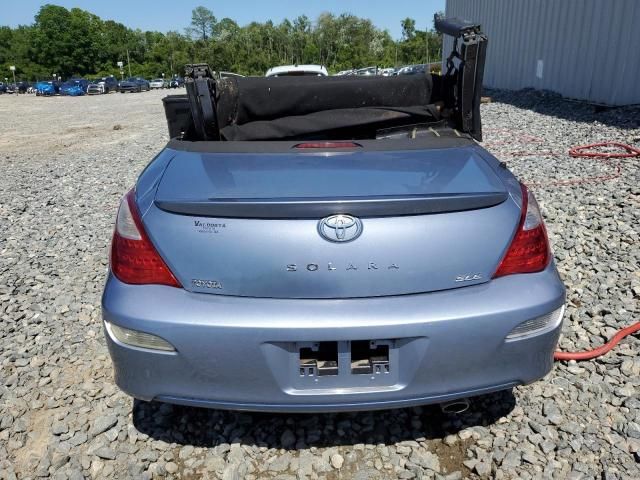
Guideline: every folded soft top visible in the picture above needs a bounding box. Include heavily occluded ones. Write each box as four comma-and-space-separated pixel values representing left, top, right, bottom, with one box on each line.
216, 74, 439, 127
212, 75, 443, 141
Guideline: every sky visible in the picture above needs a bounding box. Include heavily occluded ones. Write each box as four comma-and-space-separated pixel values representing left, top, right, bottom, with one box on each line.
2, 0, 445, 39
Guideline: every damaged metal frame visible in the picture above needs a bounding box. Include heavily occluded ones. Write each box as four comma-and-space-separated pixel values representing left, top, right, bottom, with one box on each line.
435, 14, 488, 141
184, 63, 219, 141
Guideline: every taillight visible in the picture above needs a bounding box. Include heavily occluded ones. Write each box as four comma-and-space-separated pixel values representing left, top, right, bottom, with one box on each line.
493, 184, 550, 278
110, 189, 181, 287
294, 142, 362, 149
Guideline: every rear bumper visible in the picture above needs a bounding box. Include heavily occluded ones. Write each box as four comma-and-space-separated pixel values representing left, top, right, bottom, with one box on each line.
102, 264, 565, 412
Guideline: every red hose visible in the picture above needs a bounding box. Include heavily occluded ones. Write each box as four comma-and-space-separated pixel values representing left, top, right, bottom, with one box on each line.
554, 321, 640, 361
551, 142, 640, 360
568, 142, 640, 159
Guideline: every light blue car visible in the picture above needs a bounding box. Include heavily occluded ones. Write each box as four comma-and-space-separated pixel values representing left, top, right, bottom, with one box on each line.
102, 17, 566, 412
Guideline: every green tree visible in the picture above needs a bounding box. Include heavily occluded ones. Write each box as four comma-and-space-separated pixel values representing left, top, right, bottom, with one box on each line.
401, 18, 416, 40
188, 6, 216, 41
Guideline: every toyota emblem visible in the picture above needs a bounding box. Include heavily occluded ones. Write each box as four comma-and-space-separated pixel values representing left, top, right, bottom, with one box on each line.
318, 214, 363, 243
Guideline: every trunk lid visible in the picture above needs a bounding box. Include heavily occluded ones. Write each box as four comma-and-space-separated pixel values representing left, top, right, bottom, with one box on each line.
143, 146, 519, 298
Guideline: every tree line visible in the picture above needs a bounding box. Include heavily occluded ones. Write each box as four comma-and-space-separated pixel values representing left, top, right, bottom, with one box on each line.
0, 4, 443, 81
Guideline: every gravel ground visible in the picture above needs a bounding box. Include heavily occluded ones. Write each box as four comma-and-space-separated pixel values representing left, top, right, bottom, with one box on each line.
0, 88, 638, 480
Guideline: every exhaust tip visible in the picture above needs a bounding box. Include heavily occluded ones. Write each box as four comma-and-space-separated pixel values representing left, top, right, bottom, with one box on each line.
440, 398, 470, 414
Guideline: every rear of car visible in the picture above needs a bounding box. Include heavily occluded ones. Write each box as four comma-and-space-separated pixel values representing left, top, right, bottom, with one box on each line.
150, 79, 164, 89
103, 17, 565, 412
103, 139, 564, 412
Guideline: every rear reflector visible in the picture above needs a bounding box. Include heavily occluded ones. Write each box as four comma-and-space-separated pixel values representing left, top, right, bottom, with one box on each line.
105, 321, 175, 352
493, 184, 550, 278
295, 142, 362, 149
110, 189, 181, 287
506, 306, 565, 339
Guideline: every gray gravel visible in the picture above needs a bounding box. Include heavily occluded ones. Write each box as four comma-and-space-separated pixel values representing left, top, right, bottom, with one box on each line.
0, 88, 639, 479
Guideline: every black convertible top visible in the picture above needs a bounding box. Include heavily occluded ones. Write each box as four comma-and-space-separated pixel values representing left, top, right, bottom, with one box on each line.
214, 74, 442, 141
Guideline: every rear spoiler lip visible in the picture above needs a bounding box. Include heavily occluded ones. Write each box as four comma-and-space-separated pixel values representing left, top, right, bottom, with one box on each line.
154, 192, 508, 219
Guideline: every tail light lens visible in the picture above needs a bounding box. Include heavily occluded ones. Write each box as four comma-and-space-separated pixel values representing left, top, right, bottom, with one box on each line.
294, 142, 362, 149
110, 189, 181, 287
493, 184, 550, 278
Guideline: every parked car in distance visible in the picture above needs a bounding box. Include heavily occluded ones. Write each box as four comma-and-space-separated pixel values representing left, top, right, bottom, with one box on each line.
102, 76, 119, 93
87, 79, 105, 95
218, 72, 245, 79
169, 77, 184, 88
0, 82, 6, 94
265, 64, 328, 77
149, 78, 165, 89
35, 81, 58, 96
395, 65, 413, 75
60, 79, 89, 96
334, 69, 356, 76
355, 66, 378, 76
379, 67, 397, 76
119, 77, 149, 93
398, 64, 428, 75
119, 78, 140, 93
137, 78, 151, 91
87, 76, 118, 94
14, 81, 29, 94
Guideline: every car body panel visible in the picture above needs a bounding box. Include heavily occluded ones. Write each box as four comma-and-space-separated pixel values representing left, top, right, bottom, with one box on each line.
145, 146, 519, 298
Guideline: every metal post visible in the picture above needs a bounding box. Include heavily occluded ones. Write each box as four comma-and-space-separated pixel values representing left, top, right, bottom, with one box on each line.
426, 29, 429, 64
127, 49, 132, 77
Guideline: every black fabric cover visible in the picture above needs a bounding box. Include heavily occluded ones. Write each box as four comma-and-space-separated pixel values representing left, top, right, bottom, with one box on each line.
215, 74, 442, 141
216, 74, 438, 127
220, 106, 440, 141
